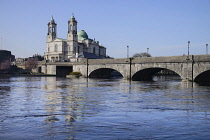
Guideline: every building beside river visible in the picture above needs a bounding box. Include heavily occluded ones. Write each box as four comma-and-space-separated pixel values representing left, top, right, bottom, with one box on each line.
44, 15, 107, 62
0, 50, 15, 70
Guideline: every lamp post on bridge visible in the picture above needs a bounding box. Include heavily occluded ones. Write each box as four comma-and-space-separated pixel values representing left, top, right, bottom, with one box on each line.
206, 44, 208, 55
188, 41, 190, 56
127, 46, 129, 58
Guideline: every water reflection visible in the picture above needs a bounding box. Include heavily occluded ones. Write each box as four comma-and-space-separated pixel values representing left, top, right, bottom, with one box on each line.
43, 77, 107, 122
1, 76, 210, 139
0, 76, 11, 92
44, 77, 76, 121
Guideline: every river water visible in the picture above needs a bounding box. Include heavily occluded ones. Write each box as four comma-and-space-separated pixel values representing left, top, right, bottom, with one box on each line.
0, 76, 210, 140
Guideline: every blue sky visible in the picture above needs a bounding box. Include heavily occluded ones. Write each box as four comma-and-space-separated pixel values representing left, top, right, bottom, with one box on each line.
1, 0, 210, 58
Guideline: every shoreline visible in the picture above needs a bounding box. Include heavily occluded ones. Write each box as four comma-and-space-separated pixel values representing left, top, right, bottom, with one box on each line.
0, 74, 56, 77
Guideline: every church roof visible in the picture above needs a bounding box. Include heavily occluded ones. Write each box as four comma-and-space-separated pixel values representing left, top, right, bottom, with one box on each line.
77, 30, 89, 41
51, 16, 55, 22
71, 13, 75, 19
49, 16, 56, 25
57, 38, 67, 41
52, 38, 67, 42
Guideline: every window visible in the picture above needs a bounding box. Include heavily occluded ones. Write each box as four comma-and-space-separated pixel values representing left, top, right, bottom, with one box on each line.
49, 27, 52, 33
93, 47, 95, 54
54, 44, 58, 52
78, 46, 80, 53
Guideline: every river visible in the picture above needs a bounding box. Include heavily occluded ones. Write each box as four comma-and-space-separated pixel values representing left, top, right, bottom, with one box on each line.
0, 76, 210, 140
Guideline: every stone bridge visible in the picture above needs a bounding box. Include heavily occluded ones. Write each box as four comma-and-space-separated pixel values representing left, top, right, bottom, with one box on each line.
40, 55, 210, 83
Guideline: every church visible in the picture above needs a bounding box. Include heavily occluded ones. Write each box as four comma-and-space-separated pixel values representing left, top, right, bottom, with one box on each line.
45, 15, 107, 62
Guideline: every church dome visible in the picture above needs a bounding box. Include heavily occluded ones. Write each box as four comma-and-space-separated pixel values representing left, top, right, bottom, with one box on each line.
77, 30, 88, 40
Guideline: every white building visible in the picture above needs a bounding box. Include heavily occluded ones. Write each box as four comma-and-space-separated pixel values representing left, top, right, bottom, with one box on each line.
45, 15, 107, 62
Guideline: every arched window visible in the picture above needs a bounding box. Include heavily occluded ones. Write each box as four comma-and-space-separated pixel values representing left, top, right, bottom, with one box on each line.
54, 44, 58, 52
49, 27, 52, 33
93, 47, 95, 54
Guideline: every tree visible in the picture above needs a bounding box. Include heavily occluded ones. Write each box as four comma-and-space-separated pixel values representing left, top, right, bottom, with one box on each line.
25, 57, 38, 70
32, 54, 44, 61
132, 52, 151, 58
24, 54, 44, 71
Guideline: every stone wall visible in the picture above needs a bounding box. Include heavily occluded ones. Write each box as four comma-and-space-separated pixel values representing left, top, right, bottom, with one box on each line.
73, 56, 195, 81
46, 65, 56, 75
44, 55, 210, 82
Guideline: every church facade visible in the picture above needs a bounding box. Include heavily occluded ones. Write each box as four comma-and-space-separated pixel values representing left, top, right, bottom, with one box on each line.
45, 15, 107, 62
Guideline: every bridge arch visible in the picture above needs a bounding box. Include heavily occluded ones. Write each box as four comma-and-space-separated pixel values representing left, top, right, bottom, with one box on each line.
89, 68, 123, 79
194, 70, 210, 83
132, 67, 181, 81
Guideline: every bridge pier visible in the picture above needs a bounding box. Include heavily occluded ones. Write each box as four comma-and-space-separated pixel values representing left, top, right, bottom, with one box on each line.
40, 62, 73, 77
181, 58, 194, 82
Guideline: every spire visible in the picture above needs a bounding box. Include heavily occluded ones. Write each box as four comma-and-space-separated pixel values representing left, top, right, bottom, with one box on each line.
69, 13, 77, 23
50, 15, 55, 24
71, 13, 75, 19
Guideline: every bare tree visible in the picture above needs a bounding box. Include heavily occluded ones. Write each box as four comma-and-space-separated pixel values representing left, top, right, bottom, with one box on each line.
25, 57, 38, 70
133, 52, 151, 57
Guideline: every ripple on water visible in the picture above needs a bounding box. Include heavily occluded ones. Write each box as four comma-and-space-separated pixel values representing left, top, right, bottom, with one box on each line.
1, 76, 210, 139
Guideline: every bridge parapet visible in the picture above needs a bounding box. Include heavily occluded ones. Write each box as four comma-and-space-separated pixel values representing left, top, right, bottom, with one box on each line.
193, 55, 210, 62
46, 62, 74, 66
132, 55, 193, 63
73, 56, 196, 65
88, 58, 130, 64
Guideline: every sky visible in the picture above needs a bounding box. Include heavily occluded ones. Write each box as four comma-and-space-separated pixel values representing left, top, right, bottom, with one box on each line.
1, 0, 210, 58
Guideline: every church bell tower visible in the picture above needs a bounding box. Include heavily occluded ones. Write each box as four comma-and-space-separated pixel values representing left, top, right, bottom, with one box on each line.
67, 14, 78, 56
47, 16, 57, 42
67, 14, 78, 40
